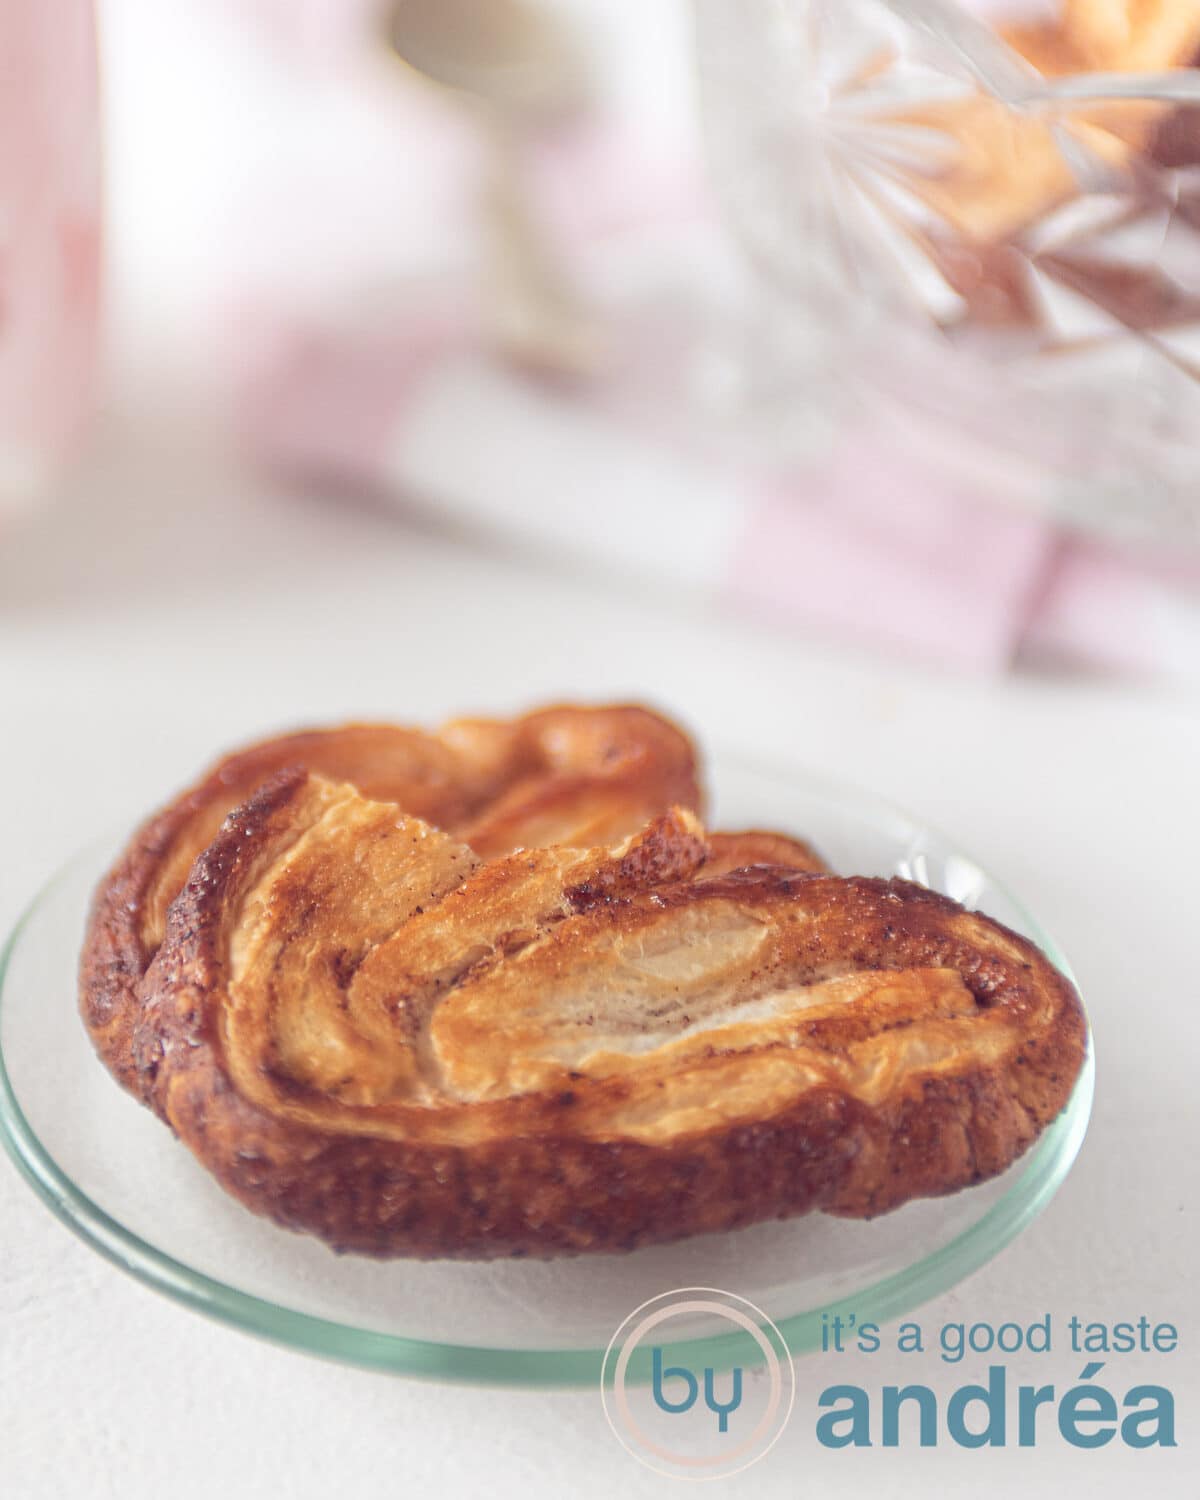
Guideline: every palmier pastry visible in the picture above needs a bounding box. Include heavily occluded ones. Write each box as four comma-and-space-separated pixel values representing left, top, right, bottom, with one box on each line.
130, 771, 1085, 1259
898, 0, 1200, 244
80, 704, 703, 1103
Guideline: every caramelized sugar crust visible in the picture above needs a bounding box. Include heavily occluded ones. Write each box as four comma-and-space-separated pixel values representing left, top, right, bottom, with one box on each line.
702, 828, 828, 879
80, 705, 702, 1101
129, 772, 1085, 1259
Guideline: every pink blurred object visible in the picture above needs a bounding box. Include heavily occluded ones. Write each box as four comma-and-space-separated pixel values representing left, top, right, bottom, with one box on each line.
0, 0, 100, 520
1022, 541, 1200, 681
729, 460, 1053, 674
234, 288, 1200, 680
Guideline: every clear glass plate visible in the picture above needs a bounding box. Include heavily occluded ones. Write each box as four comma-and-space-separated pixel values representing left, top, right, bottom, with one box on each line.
0, 754, 1093, 1386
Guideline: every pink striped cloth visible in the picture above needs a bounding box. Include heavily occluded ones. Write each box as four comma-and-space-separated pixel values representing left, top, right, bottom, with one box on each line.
233, 291, 1200, 679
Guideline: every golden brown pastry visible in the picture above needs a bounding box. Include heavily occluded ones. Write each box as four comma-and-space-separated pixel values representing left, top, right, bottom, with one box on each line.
1063, 0, 1200, 72
130, 771, 1085, 1259
80, 704, 702, 1103
702, 828, 828, 879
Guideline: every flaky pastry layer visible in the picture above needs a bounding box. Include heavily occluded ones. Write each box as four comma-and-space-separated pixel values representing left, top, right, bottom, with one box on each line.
80, 704, 705, 1101
129, 772, 1085, 1259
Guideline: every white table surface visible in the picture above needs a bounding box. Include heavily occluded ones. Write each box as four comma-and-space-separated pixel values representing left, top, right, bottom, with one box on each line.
1, 398, 1197, 1498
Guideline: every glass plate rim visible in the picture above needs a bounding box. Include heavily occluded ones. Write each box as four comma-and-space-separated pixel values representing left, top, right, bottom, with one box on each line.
0, 755, 1095, 1388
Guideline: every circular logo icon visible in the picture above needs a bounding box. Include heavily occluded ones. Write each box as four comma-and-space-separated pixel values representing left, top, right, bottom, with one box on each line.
600, 1287, 795, 1479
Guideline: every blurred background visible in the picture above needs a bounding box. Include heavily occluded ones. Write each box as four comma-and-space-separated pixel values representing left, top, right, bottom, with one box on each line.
5, 0, 1200, 690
